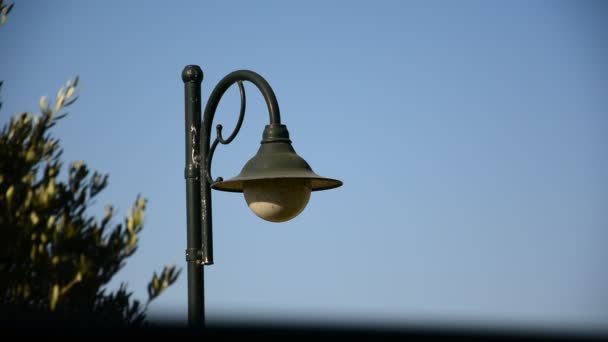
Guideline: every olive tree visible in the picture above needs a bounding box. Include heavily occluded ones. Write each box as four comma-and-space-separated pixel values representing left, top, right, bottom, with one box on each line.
0, 76, 180, 326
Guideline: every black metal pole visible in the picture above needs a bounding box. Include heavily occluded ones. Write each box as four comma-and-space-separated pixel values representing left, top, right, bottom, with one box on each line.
182, 65, 204, 327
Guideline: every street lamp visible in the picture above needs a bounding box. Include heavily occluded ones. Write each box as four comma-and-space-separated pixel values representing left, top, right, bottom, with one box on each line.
182, 65, 342, 327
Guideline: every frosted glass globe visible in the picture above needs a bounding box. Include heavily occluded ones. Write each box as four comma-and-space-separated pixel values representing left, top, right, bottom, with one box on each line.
243, 179, 311, 222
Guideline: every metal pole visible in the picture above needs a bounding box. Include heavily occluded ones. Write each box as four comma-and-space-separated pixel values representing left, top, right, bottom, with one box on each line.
182, 65, 204, 327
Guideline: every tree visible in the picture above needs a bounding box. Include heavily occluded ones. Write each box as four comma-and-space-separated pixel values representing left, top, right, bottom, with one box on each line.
0, 76, 180, 326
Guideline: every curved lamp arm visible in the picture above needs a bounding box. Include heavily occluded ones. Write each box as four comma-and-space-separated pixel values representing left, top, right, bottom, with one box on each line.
202, 70, 282, 184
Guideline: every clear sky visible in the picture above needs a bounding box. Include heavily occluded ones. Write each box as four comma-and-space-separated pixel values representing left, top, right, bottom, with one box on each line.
1, 0, 607, 334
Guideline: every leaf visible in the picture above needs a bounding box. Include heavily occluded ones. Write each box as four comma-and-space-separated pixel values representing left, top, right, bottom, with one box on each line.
170, 268, 182, 283
30, 212, 39, 225
147, 282, 155, 299
66, 86, 75, 99
54, 95, 65, 113
5, 185, 14, 204
47, 215, 55, 229
127, 216, 134, 233
153, 274, 160, 291
56, 86, 65, 100
53, 112, 69, 120
63, 96, 78, 107
50, 284, 60, 311
47, 178, 56, 196
40, 96, 50, 114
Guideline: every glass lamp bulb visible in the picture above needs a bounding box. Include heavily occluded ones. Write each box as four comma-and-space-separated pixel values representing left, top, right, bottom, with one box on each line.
243, 179, 311, 222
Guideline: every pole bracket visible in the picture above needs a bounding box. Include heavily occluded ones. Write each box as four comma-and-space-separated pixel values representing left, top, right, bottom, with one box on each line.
184, 166, 200, 180
185, 248, 204, 264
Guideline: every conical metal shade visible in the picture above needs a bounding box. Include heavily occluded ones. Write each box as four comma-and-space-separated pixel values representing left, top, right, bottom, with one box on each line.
212, 124, 342, 193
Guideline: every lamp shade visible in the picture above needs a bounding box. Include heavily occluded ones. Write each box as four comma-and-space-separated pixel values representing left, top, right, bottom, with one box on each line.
211, 124, 343, 193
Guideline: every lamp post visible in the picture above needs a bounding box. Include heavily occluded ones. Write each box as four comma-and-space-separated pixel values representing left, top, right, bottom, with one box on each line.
182, 65, 342, 327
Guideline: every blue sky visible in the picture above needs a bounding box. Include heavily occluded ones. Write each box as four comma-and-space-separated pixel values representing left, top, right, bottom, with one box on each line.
1, 0, 607, 333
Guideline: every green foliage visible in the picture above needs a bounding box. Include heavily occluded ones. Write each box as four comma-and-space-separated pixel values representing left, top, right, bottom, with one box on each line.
0, 78, 180, 326
0, 1, 14, 26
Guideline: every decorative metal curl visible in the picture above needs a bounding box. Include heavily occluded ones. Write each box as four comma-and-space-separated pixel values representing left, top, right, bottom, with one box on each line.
205, 81, 246, 184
